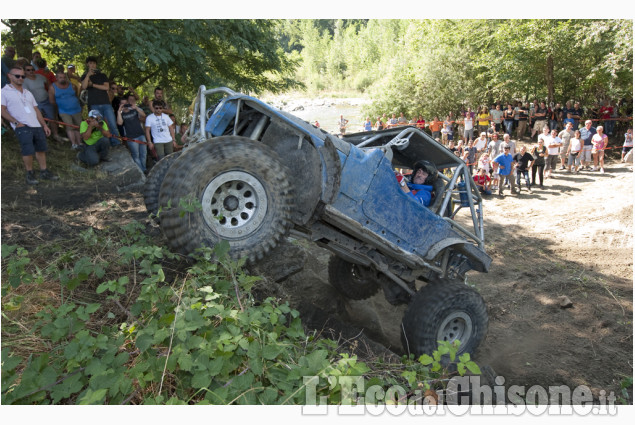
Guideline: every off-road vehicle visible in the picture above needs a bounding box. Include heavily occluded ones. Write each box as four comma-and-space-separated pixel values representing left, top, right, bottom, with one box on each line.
144, 86, 492, 358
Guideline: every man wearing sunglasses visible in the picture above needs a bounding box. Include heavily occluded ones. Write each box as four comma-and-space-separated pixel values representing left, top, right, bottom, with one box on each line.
1, 66, 59, 185
145, 100, 176, 160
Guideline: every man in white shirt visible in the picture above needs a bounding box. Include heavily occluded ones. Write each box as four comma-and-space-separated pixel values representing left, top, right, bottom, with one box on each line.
1, 66, 58, 184
474, 132, 488, 152
145, 100, 176, 160
544, 129, 562, 179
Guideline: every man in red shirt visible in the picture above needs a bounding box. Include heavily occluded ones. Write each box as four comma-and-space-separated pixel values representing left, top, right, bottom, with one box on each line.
599, 99, 615, 136
473, 167, 492, 195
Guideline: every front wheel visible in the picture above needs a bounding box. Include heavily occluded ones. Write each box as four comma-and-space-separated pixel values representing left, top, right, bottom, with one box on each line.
401, 282, 488, 358
158, 136, 294, 262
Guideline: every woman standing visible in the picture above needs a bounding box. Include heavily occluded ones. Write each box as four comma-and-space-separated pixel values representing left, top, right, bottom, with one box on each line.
591, 125, 609, 173
530, 139, 547, 189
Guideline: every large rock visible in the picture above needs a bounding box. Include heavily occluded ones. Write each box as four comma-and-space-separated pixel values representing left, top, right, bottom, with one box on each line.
96, 146, 146, 191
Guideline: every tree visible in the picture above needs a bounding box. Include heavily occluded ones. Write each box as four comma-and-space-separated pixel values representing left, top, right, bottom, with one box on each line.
2, 19, 300, 114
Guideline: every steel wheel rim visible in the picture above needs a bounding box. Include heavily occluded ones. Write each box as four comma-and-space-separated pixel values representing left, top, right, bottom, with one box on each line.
437, 311, 472, 347
201, 171, 268, 239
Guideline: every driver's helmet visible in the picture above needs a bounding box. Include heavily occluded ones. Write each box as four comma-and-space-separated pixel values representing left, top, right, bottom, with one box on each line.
412, 160, 438, 185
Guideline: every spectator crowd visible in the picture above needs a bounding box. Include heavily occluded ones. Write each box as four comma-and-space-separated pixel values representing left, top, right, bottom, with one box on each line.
340, 99, 633, 198
1, 46, 186, 185
2, 45, 632, 194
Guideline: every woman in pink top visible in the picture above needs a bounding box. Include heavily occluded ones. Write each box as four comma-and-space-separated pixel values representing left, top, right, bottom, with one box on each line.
591, 125, 609, 173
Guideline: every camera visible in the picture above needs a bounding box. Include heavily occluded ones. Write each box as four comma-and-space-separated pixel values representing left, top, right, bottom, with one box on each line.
123, 104, 132, 108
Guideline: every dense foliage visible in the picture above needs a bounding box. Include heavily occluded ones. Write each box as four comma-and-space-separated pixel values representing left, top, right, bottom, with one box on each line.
2, 19, 631, 122
1, 19, 300, 117
279, 19, 633, 119
1, 222, 479, 405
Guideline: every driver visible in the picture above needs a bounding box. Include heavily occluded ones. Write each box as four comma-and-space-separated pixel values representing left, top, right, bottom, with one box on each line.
396, 160, 437, 207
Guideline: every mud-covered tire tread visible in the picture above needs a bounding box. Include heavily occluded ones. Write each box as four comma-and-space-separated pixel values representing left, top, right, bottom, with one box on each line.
401, 282, 488, 358
327, 256, 381, 300
143, 151, 182, 221
158, 137, 293, 263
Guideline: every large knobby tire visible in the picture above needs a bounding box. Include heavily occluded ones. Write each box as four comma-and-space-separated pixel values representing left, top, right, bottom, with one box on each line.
401, 282, 488, 358
327, 256, 381, 300
143, 151, 182, 221
158, 137, 293, 262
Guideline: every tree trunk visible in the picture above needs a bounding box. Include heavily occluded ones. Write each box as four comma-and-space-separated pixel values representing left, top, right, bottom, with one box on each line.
546, 54, 555, 105
6, 19, 34, 60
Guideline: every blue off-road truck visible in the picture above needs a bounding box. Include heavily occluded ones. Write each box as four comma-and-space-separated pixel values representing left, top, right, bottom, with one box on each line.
144, 87, 492, 358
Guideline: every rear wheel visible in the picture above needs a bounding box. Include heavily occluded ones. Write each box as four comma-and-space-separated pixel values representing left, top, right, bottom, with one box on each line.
327, 256, 381, 300
401, 282, 488, 358
158, 136, 293, 262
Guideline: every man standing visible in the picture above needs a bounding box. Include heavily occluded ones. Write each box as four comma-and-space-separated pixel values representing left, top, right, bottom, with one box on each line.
22, 64, 62, 142
338, 114, 349, 134
66, 64, 82, 95
558, 122, 575, 170
1, 66, 59, 184
81, 56, 120, 146
146, 100, 176, 160
49, 68, 83, 150
1, 46, 16, 88
549, 103, 562, 131
150, 86, 173, 115
579, 120, 596, 170
78, 110, 111, 166
516, 102, 529, 140
117, 93, 148, 173
599, 100, 614, 136
513, 145, 534, 193
503, 133, 516, 157
492, 144, 516, 196
530, 101, 548, 139
474, 132, 488, 153
487, 132, 503, 159
491, 104, 504, 133
544, 129, 562, 179
571, 102, 583, 129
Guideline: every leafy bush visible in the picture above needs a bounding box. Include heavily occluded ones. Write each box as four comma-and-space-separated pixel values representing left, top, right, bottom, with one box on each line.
1, 222, 479, 405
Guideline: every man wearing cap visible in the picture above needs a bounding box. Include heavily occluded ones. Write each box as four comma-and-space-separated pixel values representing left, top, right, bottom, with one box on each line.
78, 109, 111, 166
1, 66, 59, 184
492, 144, 517, 196
80, 56, 120, 146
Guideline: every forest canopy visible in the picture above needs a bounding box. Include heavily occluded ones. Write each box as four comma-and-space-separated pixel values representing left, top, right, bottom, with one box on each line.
2, 18, 632, 120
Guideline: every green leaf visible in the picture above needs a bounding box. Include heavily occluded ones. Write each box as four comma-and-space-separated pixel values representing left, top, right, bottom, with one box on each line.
191, 372, 211, 389
262, 344, 281, 360
465, 361, 481, 375
418, 354, 434, 365
457, 363, 466, 376
78, 387, 108, 405
178, 353, 193, 372
248, 356, 264, 376
136, 333, 153, 352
